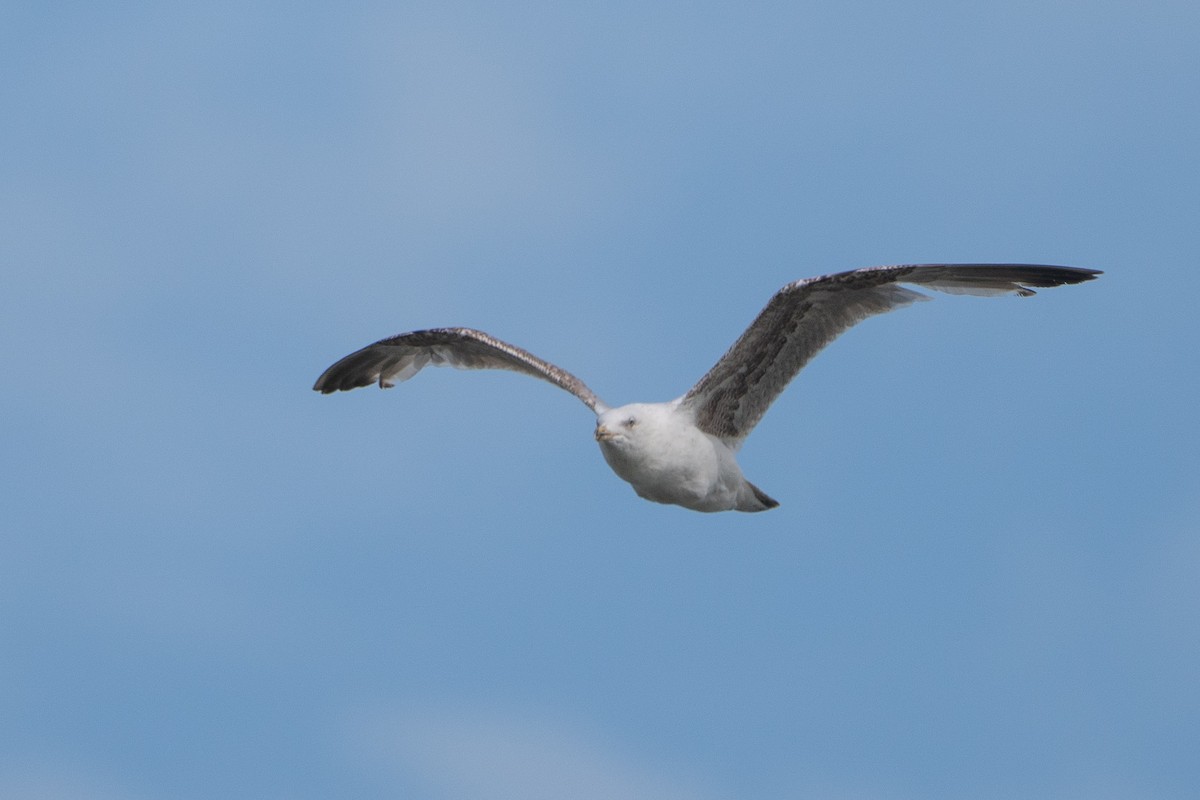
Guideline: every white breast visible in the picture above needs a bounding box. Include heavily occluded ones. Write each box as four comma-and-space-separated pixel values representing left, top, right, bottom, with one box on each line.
596, 402, 747, 512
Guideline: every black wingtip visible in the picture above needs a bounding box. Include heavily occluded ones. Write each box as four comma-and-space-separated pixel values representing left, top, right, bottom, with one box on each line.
312, 371, 340, 393
312, 347, 387, 394
1037, 266, 1102, 285
312, 370, 365, 394
1012, 266, 1102, 296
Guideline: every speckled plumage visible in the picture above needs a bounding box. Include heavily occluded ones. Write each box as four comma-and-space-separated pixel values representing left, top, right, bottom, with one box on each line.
314, 264, 1099, 512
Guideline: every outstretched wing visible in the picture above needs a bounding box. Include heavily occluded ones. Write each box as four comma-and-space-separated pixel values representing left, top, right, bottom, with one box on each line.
680, 264, 1100, 442
313, 327, 608, 413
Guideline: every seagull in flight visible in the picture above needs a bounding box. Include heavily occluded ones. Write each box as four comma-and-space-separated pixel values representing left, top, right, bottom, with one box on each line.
314, 264, 1099, 512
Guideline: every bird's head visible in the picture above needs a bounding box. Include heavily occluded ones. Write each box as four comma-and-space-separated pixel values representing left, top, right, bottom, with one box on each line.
594, 406, 641, 446
594, 403, 676, 452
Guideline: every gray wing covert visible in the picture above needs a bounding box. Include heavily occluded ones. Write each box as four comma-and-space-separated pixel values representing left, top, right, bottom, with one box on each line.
313, 327, 608, 413
680, 264, 1100, 442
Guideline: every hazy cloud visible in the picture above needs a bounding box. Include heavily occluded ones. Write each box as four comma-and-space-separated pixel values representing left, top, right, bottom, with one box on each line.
357, 707, 720, 800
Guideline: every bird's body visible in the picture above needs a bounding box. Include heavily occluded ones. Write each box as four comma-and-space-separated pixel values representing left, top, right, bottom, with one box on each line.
594, 402, 775, 512
314, 264, 1099, 512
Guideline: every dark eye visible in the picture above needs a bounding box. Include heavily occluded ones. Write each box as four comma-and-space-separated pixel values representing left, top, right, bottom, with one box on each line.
624, 417, 637, 428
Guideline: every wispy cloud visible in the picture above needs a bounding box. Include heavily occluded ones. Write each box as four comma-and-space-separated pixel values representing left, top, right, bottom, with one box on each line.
358, 13, 619, 234
0, 766, 143, 800
354, 706, 720, 800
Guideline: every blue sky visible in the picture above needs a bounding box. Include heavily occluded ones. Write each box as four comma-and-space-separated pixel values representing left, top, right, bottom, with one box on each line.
2, 1, 1198, 798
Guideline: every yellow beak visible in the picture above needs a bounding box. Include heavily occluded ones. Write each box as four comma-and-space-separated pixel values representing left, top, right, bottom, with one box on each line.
594, 425, 615, 441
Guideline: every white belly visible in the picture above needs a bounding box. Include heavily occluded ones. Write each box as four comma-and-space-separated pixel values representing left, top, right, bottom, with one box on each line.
599, 426, 744, 512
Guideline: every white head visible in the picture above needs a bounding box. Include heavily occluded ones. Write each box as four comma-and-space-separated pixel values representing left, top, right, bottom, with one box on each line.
595, 403, 646, 447
593, 402, 683, 453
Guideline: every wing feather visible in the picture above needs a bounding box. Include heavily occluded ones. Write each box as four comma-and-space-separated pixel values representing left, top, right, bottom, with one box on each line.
313, 327, 608, 413
680, 264, 1100, 442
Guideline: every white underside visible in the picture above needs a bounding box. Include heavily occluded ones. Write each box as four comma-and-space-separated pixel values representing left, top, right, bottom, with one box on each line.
595, 402, 771, 512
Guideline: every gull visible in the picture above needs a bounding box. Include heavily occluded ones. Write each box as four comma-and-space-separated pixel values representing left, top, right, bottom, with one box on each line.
314, 264, 1099, 512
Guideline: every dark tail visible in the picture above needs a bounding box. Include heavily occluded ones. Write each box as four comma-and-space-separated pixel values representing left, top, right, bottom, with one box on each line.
737, 480, 780, 512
